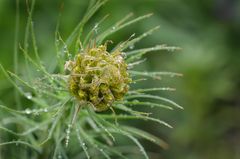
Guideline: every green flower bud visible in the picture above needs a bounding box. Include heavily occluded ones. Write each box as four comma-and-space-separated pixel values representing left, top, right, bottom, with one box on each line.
68, 45, 131, 111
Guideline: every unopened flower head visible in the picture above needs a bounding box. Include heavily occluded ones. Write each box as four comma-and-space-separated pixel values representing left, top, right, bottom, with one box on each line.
67, 44, 132, 111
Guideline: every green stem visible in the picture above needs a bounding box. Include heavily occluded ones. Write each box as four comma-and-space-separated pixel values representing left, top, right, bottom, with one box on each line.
14, 0, 21, 109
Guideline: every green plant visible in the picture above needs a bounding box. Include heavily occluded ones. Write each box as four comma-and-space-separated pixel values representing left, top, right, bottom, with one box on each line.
0, 0, 182, 158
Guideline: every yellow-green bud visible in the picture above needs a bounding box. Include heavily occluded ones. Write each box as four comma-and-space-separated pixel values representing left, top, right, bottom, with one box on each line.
67, 45, 131, 111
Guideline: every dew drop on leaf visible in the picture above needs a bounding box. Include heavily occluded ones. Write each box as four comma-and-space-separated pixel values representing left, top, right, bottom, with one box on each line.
25, 92, 32, 99
65, 124, 72, 147
25, 108, 31, 114
129, 44, 135, 50
94, 23, 99, 33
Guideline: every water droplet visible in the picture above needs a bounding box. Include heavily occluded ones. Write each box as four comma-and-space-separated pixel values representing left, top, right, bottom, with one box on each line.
167, 47, 176, 52
94, 23, 98, 28
132, 99, 139, 103
129, 44, 135, 50
25, 109, 31, 114
58, 154, 62, 159
63, 45, 68, 53
112, 26, 116, 30
127, 65, 133, 69
25, 92, 32, 99
129, 33, 135, 39
65, 140, 69, 147
93, 23, 99, 33
121, 52, 126, 58
65, 124, 72, 147
44, 108, 48, 112
116, 55, 123, 63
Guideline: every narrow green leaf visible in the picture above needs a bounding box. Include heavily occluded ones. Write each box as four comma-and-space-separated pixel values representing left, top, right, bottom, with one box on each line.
121, 126, 169, 149
121, 26, 160, 51
0, 140, 41, 153
76, 128, 90, 159
80, 125, 111, 159
126, 44, 181, 56
87, 106, 115, 142
97, 13, 153, 44
129, 70, 183, 80
129, 87, 176, 93
91, 114, 149, 159
99, 114, 172, 128
125, 94, 183, 109
40, 98, 70, 145
118, 101, 173, 110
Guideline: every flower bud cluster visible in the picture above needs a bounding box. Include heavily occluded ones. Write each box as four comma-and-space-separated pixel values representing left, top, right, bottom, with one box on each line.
68, 45, 131, 111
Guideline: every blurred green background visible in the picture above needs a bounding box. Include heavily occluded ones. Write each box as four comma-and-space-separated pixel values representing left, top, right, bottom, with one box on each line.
0, 0, 240, 159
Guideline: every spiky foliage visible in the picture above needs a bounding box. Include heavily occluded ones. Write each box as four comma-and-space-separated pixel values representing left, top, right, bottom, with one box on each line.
0, 0, 182, 158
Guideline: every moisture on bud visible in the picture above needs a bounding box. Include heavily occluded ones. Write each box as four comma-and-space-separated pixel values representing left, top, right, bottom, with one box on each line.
67, 45, 132, 111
